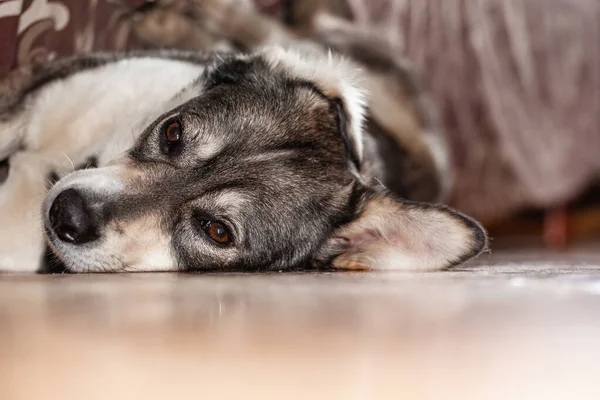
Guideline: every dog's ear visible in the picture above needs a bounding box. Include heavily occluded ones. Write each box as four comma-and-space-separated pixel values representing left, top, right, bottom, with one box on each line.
318, 187, 488, 271
262, 46, 367, 164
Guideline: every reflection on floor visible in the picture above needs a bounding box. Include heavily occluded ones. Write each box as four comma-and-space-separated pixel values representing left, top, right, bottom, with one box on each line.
2, 248, 600, 399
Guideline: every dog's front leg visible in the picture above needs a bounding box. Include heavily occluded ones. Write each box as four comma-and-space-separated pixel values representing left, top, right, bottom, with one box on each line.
0, 152, 48, 272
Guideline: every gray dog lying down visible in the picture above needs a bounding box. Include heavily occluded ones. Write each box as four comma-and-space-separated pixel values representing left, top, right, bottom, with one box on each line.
0, 46, 487, 273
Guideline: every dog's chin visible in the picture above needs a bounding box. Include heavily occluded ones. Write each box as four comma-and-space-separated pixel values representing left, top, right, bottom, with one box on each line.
43, 232, 117, 273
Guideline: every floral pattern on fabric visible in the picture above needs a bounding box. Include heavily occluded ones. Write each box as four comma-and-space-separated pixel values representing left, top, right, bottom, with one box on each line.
0, 0, 148, 72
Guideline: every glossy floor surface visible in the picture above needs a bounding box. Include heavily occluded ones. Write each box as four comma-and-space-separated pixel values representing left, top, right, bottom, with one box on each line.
2, 248, 600, 399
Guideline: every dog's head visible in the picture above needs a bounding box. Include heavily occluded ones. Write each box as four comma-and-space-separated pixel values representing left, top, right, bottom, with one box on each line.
43, 48, 486, 272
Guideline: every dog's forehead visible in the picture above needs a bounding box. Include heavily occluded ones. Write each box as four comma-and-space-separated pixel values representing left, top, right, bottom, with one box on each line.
182, 143, 352, 209
183, 74, 334, 140
169, 76, 351, 172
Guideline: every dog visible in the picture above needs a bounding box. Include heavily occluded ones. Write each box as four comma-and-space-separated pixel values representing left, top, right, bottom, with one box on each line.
0, 45, 487, 273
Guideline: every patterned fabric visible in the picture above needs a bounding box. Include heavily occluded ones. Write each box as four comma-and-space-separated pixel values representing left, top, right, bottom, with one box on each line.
338, 0, 600, 220
0, 0, 284, 73
0, 0, 148, 73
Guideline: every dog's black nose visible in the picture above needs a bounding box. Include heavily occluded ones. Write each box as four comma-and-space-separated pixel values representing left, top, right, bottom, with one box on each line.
49, 188, 99, 244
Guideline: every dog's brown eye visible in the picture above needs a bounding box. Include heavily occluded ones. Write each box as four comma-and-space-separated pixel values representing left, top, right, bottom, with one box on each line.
165, 121, 181, 143
205, 221, 230, 244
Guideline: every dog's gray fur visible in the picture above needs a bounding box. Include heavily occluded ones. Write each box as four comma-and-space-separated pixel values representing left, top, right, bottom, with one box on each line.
0, 46, 487, 273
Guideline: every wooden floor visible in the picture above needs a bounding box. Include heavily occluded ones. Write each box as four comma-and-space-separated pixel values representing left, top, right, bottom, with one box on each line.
2, 248, 600, 399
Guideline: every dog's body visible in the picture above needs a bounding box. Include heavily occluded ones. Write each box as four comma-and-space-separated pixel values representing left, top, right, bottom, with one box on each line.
0, 51, 217, 271
0, 46, 487, 273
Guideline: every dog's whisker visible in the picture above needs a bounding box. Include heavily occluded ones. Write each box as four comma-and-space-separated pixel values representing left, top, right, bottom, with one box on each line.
44, 179, 56, 190
373, 177, 387, 190
113, 255, 127, 272
61, 152, 76, 172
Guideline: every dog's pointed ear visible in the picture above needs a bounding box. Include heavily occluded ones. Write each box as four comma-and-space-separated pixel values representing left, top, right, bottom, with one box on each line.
261, 46, 367, 164
318, 188, 488, 271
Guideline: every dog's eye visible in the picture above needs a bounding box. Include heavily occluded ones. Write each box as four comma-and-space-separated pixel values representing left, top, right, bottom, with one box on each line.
200, 220, 231, 245
165, 121, 182, 144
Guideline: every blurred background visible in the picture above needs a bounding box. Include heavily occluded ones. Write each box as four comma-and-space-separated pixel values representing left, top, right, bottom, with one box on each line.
3, 0, 598, 249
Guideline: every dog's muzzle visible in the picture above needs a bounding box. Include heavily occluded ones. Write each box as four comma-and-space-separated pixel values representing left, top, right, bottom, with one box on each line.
48, 188, 100, 245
